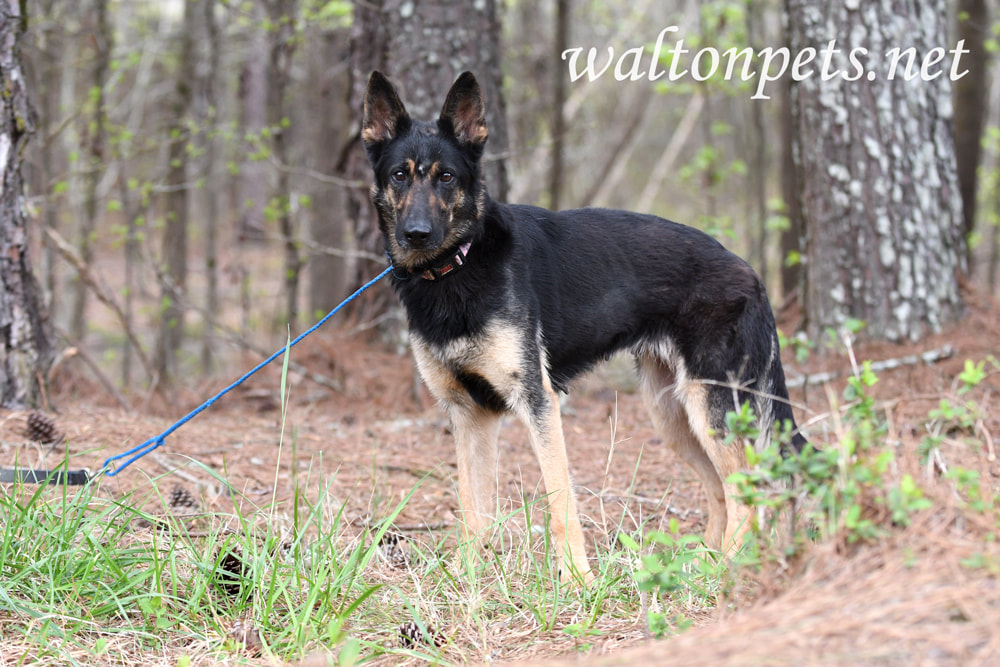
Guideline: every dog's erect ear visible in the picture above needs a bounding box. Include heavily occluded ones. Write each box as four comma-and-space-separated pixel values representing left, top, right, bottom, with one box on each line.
438, 71, 488, 148
362, 71, 410, 163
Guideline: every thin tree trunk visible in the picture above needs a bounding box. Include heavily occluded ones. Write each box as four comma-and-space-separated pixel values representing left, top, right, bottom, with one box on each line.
787, 0, 965, 342
117, 37, 156, 388
779, 72, 803, 303
581, 87, 652, 207
155, 0, 198, 383
70, 0, 110, 342
549, 0, 568, 210
953, 0, 989, 273
267, 0, 301, 331
746, 2, 768, 288
31, 0, 63, 308
237, 0, 269, 241
1, 0, 55, 407
308, 31, 351, 317
990, 146, 1000, 289
200, 0, 220, 372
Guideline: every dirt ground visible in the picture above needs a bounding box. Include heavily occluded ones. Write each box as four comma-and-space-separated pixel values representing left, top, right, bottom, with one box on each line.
2, 284, 1000, 664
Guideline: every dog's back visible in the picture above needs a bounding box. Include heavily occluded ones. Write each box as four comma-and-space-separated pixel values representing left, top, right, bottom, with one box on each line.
479, 202, 804, 448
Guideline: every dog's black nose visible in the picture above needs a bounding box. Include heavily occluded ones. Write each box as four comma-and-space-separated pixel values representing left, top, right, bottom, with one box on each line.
401, 219, 434, 248
405, 228, 431, 246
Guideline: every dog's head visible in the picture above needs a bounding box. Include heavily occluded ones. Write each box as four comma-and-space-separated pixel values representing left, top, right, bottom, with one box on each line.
362, 71, 489, 271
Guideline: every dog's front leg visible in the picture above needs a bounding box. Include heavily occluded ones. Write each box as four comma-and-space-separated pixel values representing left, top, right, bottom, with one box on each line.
521, 383, 592, 584
447, 403, 502, 542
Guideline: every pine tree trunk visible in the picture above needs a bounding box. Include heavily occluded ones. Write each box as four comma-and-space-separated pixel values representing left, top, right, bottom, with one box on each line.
199, 0, 220, 373
548, 0, 568, 211
779, 75, 804, 302
786, 0, 965, 342
1, 0, 55, 407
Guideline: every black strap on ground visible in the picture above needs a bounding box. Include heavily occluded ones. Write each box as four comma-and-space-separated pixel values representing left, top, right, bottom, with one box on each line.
0, 468, 91, 485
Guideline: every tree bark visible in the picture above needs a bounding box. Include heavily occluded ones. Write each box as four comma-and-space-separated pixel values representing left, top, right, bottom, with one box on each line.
779, 74, 803, 302
549, 0, 568, 210
199, 0, 220, 372
746, 2, 768, 288
1, 0, 55, 407
786, 0, 965, 342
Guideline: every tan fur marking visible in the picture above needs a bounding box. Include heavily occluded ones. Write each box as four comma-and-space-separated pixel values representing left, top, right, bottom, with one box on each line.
451, 406, 501, 539
411, 336, 465, 405
412, 326, 591, 581
400, 185, 416, 213
680, 383, 753, 552
638, 355, 726, 548
524, 382, 591, 582
431, 321, 525, 406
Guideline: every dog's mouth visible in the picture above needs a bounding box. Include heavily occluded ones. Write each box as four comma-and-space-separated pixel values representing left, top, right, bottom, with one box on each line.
389, 237, 444, 269
389, 220, 474, 272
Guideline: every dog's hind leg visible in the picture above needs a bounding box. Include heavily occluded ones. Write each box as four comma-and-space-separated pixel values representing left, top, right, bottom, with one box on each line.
637, 355, 727, 549
681, 384, 754, 553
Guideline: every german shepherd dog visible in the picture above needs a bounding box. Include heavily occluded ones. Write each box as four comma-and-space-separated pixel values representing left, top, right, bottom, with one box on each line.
362, 71, 805, 581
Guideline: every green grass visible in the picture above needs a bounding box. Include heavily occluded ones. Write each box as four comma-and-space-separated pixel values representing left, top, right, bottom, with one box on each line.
1, 460, 710, 665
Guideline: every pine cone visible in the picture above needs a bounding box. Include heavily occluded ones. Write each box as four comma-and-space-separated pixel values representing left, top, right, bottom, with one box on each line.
25, 411, 63, 445
215, 547, 249, 597
378, 531, 409, 569
168, 485, 199, 512
398, 620, 443, 649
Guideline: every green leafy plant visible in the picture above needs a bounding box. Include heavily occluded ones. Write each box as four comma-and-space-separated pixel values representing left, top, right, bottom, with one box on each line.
731, 360, 931, 547
618, 519, 722, 638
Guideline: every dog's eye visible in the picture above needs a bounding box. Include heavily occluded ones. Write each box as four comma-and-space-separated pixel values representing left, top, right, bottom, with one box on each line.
391, 170, 407, 183
439, 171, 454, 184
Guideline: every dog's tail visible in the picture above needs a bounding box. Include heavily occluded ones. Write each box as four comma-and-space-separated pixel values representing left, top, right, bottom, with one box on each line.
764, 337, 808, 453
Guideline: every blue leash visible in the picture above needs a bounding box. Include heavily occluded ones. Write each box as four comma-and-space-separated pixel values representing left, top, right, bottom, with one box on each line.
102, 265, 393, 477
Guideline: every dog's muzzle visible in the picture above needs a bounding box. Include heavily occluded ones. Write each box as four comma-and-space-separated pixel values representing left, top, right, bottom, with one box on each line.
398, 217, 440, 250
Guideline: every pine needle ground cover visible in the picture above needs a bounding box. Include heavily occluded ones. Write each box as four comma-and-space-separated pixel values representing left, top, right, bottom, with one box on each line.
2, 313, 999, 665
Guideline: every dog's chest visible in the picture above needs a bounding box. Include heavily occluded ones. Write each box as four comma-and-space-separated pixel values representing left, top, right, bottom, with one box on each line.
411, 319, 533, 411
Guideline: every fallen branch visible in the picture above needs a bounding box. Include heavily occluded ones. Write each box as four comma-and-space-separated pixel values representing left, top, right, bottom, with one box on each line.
786, 344, 955, 389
